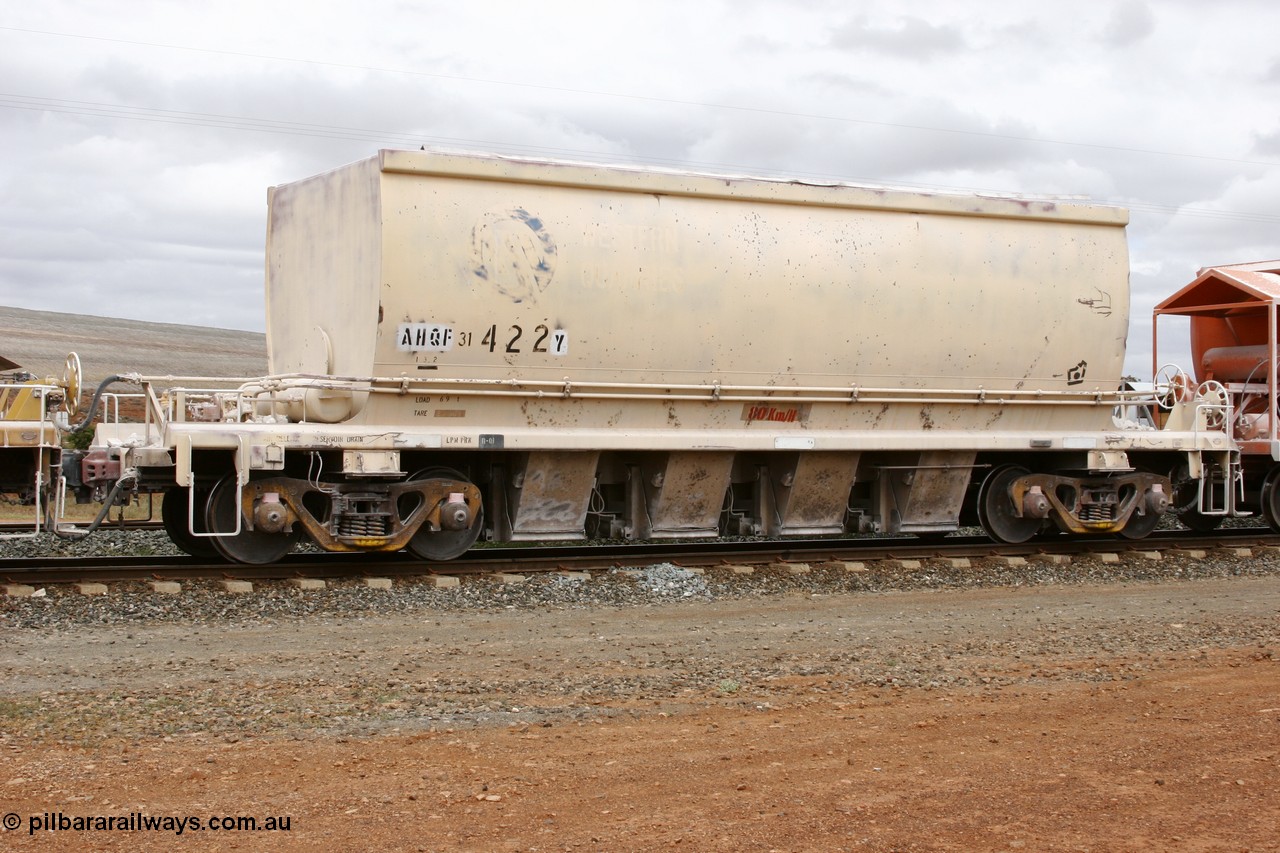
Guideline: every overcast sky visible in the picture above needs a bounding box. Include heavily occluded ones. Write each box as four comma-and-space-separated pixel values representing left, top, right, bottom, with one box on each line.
2, 0, 1278, 378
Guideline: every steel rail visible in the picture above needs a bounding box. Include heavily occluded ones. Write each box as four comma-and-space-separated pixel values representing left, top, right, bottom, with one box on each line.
4, 527, 1277, 587
0, 520, 165, 535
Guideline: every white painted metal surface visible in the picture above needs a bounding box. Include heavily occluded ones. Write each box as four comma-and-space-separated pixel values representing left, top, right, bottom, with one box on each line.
79, 152, 1241, 554
264, 149, 1132, 437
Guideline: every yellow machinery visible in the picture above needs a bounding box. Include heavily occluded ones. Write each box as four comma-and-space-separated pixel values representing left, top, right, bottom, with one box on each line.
0, 353, 81, 536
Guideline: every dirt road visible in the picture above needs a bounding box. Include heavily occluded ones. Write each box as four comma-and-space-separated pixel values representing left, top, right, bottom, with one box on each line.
3, 571, 1278, 851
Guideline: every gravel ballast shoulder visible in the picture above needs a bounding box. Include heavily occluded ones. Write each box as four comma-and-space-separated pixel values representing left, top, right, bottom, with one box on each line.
4, 530, 1279, 632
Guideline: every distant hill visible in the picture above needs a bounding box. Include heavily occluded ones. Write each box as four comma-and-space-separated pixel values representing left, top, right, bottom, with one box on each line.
0, 306, 267, 386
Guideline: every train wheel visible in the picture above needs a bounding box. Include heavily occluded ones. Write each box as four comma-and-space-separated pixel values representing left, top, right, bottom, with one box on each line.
977, 464, 1041, 544
160, 486, 222, 559
406, 469, 484, 561
1166, 461, 1221, 532
204, 475, 301, 565
1177, 508, 1223, 532
1260, 466, 1280, 533
1118, 505, 1161, 539
407, 504, 484, 560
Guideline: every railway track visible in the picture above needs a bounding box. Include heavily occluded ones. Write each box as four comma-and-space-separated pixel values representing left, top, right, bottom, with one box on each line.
5, 527, 1279, 588
0, 519, 165, 535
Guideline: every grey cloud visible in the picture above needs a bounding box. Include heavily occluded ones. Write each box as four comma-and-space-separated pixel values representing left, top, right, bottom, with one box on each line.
676, 100, 1045, 189
829, 16, 967, 58
1102, 1, 1157, 46
794, 71, 894, 99
840, 105, 1041, 175
4, 0, 1280, 358
1252, 127, 1280, 157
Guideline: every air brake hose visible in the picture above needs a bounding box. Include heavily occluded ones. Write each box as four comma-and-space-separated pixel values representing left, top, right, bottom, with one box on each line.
51, 471, 139, 539
66, 374, 140, 433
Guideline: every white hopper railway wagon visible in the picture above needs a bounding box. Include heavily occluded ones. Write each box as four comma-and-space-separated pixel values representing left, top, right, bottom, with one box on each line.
71, 150, 1235, 564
